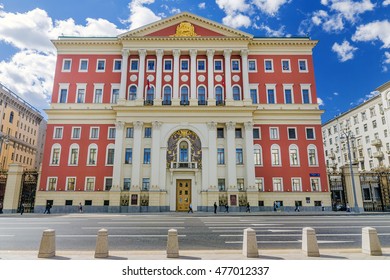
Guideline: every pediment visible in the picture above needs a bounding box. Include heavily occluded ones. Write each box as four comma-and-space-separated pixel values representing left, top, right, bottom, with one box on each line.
118, 12, 253, 39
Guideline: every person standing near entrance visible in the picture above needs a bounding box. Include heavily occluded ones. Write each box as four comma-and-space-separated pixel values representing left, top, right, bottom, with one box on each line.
214, 202, 217, 214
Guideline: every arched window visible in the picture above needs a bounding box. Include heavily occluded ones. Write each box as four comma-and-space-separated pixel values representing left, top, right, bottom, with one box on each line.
87, 144, 98, 165
233, 85, 241, 101
146, 86, 154, 101
180, 86, 189, 105
68, 144, 79, 166
106, 144, 115, 165
128, 85, 137, 100
198, 85, 207, 105
307, 144, 318, 166
163, 86, 172, 105
271, 144, 281, 166
50, 144, 61, 165
215, 86, 224, 105
254, 144, 262, 166
289, 144, 300, 166
179, 141, 189, 162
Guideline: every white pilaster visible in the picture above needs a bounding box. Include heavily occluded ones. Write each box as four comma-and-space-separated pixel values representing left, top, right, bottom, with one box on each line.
241, 49, 251, 105
226, 121, 237, 190
150, 121, 162, 189
207, 49, 215, 106
137, 49, 147, 101
155, 49, 164, 105
224, 49, 233, 103
190, 49, 198, 105
172, 49, 181, 105
119, 49, 129, 100
131, 121, 143, 190
207, 122, 217, 189
112, 121, 124, 190
244, 121, 256, 191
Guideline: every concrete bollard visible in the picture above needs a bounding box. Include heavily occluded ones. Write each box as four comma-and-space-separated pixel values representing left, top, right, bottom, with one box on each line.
166, 229, 179, 258
362, 227, 382, 256
38, 229, 56, 258
302, 227, 320, 257
95, 228, 109, 258
242, 228, 259, 258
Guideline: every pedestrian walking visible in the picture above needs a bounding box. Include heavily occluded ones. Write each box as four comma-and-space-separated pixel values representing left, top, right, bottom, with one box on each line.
294, 201, 300, 212
246, 202, 250, 213
225, 203, 229, 213
44, 203, 51, 214
346, 203, 351, 212
321, 201, 325, 211
188, 203, 193, 213
79, 202, 83, 213
20, 203, 25, 215
273, 201, 277, 212
213, 202, 217, 214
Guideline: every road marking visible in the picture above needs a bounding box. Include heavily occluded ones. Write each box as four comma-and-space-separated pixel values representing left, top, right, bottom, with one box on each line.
98, 221, 184, 224
0, 227, 49, 230
0, 235, 15, 237
226, 240, 355, 244
82, 226, 186, 230
268, 229, 302, 232
209, 225, 390, 229
57, 234, 186, 238
0, 222, 70, 225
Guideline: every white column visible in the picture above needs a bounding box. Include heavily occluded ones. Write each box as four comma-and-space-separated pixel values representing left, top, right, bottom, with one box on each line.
172, 49, 181, 105
155, 49, 164, 105
241, 49, 251, 105
207, 122, 217, 189
112, 121, 124, 190
119, 49, 129, 101
224, 49, 233, 103
244, 121, 256, 191
207, 49, 215, 105
131, 121, 143, 190
190, 49, 198, 105
137, 49, 147, 101
150, 121, 162, 189
226, 121, 237, 190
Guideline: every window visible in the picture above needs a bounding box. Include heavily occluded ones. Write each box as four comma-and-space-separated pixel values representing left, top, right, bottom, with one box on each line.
284, 88, 293, 104
235, 128, 242, 138
281, 59, 290, 72
364, 123, 368, 132
66, 177, 76, 191
59, 88, 68, 103
79, 59, 88, 72
143, 148, 151, 164
106, 147, 115, 165
53, 127, 63, 139
370, 107, 376, 117
233, 86, 241, 100
9, 111, 14, 123
142, 178, 150, 191
288, 128, 297, 140
179, 141, 189, 162
180, 86, 189, 105
289, 145, 300, 166
302, 88, 311, 104
270, 127, 279, 140
264, 59, 273, 72
144, 127, 152, 138
94, 88, 103, 103
180, 59, 189, 71
308, 145, 318, 166
271, 145, 281, 166
47, 177, 57, 191
237, 178, 245, 191
217, 128, 224, 138
123, 178, 131, 190
108, 127, 116, 139
96, 59, 106, 72
310, 178, 321, 191
292, 178, 302, 191
298, 59, 308, 72
85, 177, 95, 191
372, 120, 377, 128
254, 147, 262, 165
72, 127, 81, 139
145, 86, 154, 103
90, 127, 99, 139
69, 144, 79, 165
130, 59, 139, 71
215, 86, 224, 105
217, 148, 225, 165
164, 59, 172, 71
76, 87, 85, 103
218, 179, 226, 191
273, 178, 283, 191
197, 59, 206, 72
126, 127, 134, 138
87, 145, 97, 165
113, 59, 122, 71
198, 86, 206, 105
50, 145, 60, 165
253, 128, 260, 139
255, 178, 264, 191
146, 59, 155, 72
231, 59, 240, 71
214, 59, 223, 71
105, 178, 113, 191
163, 86, 172, 105
62, 59, 71, 72
306, 128, 315, 139
267, 88, 276, 104
250, 88, 258, 104
125, 148, 132, 164
111, 88, 119, 104
248, 59, 257, 72
236, 148, 243, 164
128, 85, 137, 100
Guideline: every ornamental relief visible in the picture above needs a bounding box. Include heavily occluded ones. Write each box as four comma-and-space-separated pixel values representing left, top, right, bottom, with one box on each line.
166, 129, 202, 168
170, 22, 198, 37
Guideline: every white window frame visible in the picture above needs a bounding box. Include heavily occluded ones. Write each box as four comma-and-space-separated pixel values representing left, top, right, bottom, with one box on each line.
146, 59, 156, 72
71, 127, 81, 140
104, 177, 113, 191
249, 84, 259, 104
66, 177, 76, 191
287, 127, 297, 140
306, 127, 316, 140
110, 83, 120, 104
264, 59, 274, 72
180, 59, 189, 72
85, 177, 96, 192
254, 144, 263, 166
96, 59, 106, 72
283, 84, 294, 104
50, 144, 61, 166
291, 177, 302, 192
214, 59, 223, 72
93, 83, 104, 104
87, 144, 98, 166
255, 177, 264, 191
130, 59, 139, 72
301, 84, 312, 104
58, 83, 69, 104
271, 144, 281, 166
128, 84, 137, 100
231, 59, 240, 72
163, 59, 172, 72
298, 59, 308, 73
266, 84, 277, 104
79, 59, 88, 72
53, 126, 63, 139
62, 59, 72, 72
269, 127, 279, 140
281, 59, 291, 72
253, 127, 261, 139
47, 177, 58, 191
106, 144, 115, 166
108, 127, 116, 139
272, 177, 283, 191
113, 59, 122, 72
197, 59, 206, 72
76, 83, 86, 103
248, 59, 257, 72
68, 143, 80, 166
289, 144, 300, 167
90, 127, 100, 139
310, 177, 321, 192
308, 144, 319, 167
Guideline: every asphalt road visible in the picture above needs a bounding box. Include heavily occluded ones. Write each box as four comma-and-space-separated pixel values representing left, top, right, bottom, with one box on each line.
1, 213, 390, 251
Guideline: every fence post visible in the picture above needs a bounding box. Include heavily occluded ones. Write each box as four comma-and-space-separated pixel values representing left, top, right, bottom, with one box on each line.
38, 229, 56, 258
242, 228, 259, 258
167, 229, 179, 258
302, 227, 320, 257
95, 228, 109, 258
362, 227, 382, 256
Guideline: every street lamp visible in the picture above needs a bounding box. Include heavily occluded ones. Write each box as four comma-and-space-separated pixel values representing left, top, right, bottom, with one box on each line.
340, 128, 360, 213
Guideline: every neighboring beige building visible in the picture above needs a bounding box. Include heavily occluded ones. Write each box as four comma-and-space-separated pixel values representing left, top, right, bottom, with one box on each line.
322, 81, 390, 172
0, 83, 46, 171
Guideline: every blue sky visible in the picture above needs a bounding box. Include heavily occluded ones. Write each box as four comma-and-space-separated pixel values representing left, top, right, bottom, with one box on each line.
0, 0, 389, 122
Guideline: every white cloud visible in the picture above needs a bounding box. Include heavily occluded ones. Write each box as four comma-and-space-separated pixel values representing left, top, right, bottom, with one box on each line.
352, 20, 390, 48
383, 0, 390, 6
317, 97, 325, 106
198, 3, 206, 9
252, 0, 290, 16
332, 40, 358, 62
216, 0, 251, 28
127, 0, 161, 30
222, 13, 251, 28
333, 92, 339, 96
383, 52, 390, 72
326, 0, 375, 23
312, 10, 344, 32
254, 23, 285, 37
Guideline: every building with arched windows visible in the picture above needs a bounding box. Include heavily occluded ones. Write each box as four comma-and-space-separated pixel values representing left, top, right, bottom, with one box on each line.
36, 12, 329, 212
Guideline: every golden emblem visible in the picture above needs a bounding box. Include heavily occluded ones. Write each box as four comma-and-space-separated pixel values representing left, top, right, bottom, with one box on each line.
171, 22, 197, 37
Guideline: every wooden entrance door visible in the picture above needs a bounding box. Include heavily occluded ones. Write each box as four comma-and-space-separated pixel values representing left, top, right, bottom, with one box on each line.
176, 179, 191, 212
